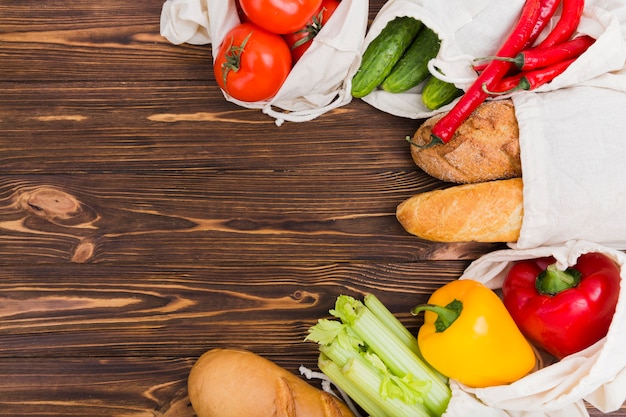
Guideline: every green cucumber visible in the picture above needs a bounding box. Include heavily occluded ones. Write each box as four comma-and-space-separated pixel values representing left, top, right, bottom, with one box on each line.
421, 75, 463, 110
351, 16, 423, 98
381, 26, 441, 94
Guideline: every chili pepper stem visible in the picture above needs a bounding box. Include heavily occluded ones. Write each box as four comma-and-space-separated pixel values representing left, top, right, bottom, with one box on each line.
536, 263, 583, 296
482, 78, 529, 95
474, 55, 524, 68
411, 299, 462, 333
405, 135, 444, 149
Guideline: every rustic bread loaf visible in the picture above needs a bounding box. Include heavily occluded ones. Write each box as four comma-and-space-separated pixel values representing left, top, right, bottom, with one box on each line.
410, 99, 522, 183
396, 178, 523, 242
188, 348, 355, 417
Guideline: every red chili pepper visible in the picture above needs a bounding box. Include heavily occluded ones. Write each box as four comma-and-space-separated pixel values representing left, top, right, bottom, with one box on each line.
471, 0, 561, 74
535, 0, 586, 48
527, 0, 563, 46
482, 34, 594, 72
501, 252, 621, 359
485, 57, 576, 94
429, 0, 542, 146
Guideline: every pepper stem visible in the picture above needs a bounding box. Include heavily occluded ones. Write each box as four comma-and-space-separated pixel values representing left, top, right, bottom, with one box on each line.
411, 299, 463, 333
535, 263, 582, 296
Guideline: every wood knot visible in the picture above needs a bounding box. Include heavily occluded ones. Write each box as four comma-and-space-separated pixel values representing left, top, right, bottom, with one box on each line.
71, 238, 96, 263
14, 186, 96, 227
18, 187, 80, 218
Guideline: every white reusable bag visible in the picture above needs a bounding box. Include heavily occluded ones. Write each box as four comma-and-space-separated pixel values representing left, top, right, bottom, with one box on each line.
359, 0, 626, 119
160, 0, 368, 124
511, 86, 626, 250
443, 240, 626, 417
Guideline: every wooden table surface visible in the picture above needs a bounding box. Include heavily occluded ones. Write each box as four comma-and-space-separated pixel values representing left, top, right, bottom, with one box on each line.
1, 1, 623, 416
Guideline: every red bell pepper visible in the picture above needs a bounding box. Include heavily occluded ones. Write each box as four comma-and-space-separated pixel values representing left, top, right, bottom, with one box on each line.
502, 252, 621, 359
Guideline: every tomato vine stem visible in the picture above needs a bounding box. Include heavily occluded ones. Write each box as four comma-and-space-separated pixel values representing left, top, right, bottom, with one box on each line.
220, 31, 253, 92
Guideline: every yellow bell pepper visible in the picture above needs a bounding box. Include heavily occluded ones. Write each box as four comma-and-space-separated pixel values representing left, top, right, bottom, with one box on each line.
411, 279, 536, 388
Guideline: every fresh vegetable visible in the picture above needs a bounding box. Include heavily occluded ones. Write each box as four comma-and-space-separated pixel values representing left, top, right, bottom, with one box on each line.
238, 0, 323, 35
421, 76, 463, 110
486, 58, 576, 94
470, 0, 567, 73
381, 26, 441, 93
411, 279, 536, 388
501, 252, 621, 359
213, 22, 292, 102
188, 348, 356, 417
307, 294, 451, 417
527, 0, 562, 47
351, 17, 423, 98
429, 0, 542, 146
480, 35, 595, 71
283, 0, 341, 63
535, 0, 586, 48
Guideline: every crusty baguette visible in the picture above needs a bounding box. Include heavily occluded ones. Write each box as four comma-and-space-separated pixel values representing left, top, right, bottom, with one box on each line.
188, 348, 355, 417
396, 178, 523, 242
410, 99, 521, 183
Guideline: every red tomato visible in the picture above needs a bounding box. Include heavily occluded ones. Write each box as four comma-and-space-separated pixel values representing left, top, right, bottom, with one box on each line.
239, 0, 323, 35
283, 0, 340, 63
213, 22, 292, 102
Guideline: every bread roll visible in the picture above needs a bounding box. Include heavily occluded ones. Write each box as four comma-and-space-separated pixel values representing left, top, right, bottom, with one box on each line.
188, 348, 355, 417
410, 99, 521, 183
396, 178, 523, 242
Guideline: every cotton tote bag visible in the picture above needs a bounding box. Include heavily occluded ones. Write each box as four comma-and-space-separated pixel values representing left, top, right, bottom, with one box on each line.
160, 0, 368, 124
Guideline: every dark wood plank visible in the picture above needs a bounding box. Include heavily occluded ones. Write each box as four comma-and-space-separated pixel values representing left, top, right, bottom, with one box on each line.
0, 83, 422, 173
0, 357, 194, 417
0, 1, 210, 82
0, 263, 464, 358
0, 174, 500, 264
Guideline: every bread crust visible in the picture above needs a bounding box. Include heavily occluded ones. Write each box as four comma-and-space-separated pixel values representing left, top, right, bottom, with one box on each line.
396, 178, 523, 242
188, 348, 355, 417
410, 99, 521, 183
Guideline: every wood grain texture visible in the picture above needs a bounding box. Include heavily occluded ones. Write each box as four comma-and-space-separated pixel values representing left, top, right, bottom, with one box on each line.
1, 0, 624, 416
0, 263, 463, 358
0, 174, 500, 264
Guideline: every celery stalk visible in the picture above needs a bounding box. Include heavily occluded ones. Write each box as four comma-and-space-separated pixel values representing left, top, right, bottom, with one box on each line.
321, 339, 432, 408
317, 354, 389, 417
343, 298, 451, 417
319, 353, 433, 417
307, 295, 452, 417
364, 293, 449, 385
364, 293, 421, 355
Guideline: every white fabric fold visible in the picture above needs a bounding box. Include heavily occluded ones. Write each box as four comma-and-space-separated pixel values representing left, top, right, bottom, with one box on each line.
160, 0, 211, 45
512, 87, 626, 249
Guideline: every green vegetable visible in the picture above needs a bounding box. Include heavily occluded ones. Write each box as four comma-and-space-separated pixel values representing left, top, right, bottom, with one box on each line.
381, 26, 441, 93
351, 17, 423, 98
421, 75, 463, 110
306, 294, 451, 417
